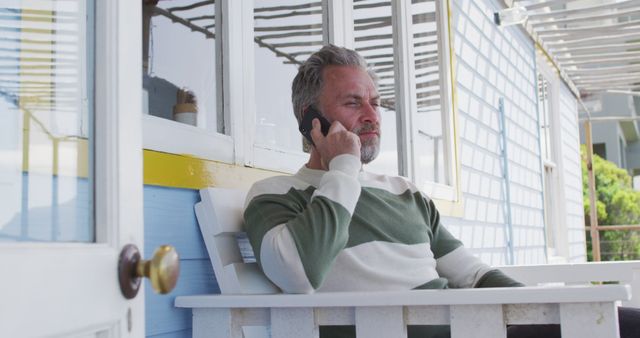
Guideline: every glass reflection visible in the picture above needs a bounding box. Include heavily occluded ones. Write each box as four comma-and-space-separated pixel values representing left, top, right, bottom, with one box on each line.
253, 0, 324, 152
143, 0, 218, 131
354, 0, 399, 175
0, 0, 94, 242
413, 0, 446, 185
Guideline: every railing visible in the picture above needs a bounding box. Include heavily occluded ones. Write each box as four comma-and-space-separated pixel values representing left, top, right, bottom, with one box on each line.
586, 226, 640, 261
176, 285, 630, 338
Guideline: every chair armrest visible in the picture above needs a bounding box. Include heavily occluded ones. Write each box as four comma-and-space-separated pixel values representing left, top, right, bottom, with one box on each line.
175, 285, 630, 309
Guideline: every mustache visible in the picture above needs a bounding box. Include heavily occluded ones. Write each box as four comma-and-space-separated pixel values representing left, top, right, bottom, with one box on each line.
352, 123, 380, 135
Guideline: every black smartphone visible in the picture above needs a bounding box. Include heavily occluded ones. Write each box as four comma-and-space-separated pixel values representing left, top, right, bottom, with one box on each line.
299, 106, 331, 146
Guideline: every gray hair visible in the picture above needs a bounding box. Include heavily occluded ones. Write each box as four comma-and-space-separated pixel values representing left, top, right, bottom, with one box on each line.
291, 45, 377, 123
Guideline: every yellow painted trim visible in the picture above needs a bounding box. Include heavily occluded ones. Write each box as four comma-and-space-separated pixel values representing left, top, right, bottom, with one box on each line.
143, 150, 280, 190
444, 0, 465, 217
143, 150, 466, 216
433, 197, 465, 218
20, 128, 89, 178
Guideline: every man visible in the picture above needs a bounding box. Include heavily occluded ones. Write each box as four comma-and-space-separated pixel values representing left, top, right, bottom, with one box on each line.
243, 45, 638, 337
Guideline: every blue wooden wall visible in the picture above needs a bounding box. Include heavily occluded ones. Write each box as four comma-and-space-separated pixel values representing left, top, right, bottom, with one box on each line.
144, 185, 219, 338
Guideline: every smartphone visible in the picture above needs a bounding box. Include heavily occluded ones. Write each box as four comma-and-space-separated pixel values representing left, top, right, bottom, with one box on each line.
298, 106, 331, 146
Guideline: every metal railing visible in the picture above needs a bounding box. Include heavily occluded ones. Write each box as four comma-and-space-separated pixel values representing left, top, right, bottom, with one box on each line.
586, 225, 640, 261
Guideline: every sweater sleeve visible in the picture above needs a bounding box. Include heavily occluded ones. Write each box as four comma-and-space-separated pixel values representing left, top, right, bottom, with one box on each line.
244, 154, 362, 293
423, 195, 522, 288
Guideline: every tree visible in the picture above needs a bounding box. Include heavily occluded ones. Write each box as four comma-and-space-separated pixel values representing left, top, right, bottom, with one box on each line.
582, 146, 640, 261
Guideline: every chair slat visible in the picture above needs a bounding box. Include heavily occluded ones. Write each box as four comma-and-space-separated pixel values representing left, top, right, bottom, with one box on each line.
271, 308, 318, 338
355, 306, 406, 338
559, 302, 620, 338
450, 305, 507, 338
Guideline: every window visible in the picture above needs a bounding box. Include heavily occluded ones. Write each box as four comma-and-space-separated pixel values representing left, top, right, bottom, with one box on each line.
537, 69, 563, 260
351, 0, 459, 200
593, 143, 607, 159
0, 0, 94, 242
538, 73, 553, 163
411, 0, 457, 197
141, 0, 232, 163
143, 0, 218, 130
252, 0, 325, 171
353, 0, 399, 176
138, 0, 460, 203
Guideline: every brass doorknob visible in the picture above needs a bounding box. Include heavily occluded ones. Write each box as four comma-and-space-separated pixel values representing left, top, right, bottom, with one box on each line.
118, 244, 180, 299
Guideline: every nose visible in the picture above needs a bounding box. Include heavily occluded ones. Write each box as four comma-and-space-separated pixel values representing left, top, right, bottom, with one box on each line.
360, 102, 380, 124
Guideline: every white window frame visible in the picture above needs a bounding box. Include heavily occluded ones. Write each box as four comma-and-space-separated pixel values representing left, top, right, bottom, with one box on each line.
536, 54, 569, 263
392, 0, 460, 201
141, 0, 461, 203
142, 0, 234, 164
247, 0, 349, 173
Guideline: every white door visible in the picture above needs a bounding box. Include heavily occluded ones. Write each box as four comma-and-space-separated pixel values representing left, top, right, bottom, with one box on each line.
0, 1, 148, 336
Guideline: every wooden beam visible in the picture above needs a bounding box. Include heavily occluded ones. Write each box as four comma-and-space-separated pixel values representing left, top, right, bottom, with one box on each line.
537, 21, 640, 39
550, 42, 640, 54
528, 0, 638, 20
556, 51, 640, 62
565, 64, 640, 75
521, 0, 577, 11
546, 31, 640, 49
531, 8, 640, 28
562, 55, 640, 66
584, 120, 601, 262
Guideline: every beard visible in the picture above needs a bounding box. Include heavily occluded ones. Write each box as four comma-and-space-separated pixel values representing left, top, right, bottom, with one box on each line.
353, 123, 380, 164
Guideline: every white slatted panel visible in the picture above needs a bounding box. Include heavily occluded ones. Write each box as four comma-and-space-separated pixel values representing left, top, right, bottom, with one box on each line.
450, 305, 507, 338
559, 302, 620, 338
271, 308, 318, 338
355, 306, 406, 338
193, 309, 244, 338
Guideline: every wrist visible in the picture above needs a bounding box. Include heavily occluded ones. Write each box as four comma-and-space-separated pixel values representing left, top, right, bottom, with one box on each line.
328, 154, 361, 177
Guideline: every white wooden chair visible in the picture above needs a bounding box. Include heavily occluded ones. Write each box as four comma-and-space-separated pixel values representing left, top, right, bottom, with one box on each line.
176, 187, 632, 338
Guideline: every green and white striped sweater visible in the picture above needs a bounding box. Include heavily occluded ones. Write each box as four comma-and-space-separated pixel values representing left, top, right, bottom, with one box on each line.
244, 154, 520, 294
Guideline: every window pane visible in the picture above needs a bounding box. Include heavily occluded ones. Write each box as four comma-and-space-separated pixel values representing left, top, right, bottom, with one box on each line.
143, 0, 218, 131
254, 0, 324, 152
0, 0, 94, 242
538, 73, 552, 161
354, 0, 398, 176
412, 0, 447, 185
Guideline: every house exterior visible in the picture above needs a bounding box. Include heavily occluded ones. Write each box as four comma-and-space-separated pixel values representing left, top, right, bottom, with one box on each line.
139, 0, 588, 336
1, 0, 607, 337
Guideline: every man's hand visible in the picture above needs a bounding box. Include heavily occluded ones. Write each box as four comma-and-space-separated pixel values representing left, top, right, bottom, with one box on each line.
310, 118, 361, 169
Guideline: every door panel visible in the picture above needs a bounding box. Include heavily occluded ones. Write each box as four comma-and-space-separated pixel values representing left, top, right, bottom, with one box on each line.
0, 0, 144, 336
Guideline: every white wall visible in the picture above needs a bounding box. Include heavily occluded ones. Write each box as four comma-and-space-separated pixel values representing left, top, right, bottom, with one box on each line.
557, 84, 588, 262
445, 0, 586, 265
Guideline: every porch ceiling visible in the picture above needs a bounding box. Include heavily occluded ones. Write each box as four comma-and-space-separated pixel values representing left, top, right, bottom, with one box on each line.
503, 0, 640, 99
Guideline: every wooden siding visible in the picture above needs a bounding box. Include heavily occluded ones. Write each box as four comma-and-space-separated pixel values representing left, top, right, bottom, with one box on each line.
144, 185, 219, 337
557, 84, 588, 262
446, 0, 547, 265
